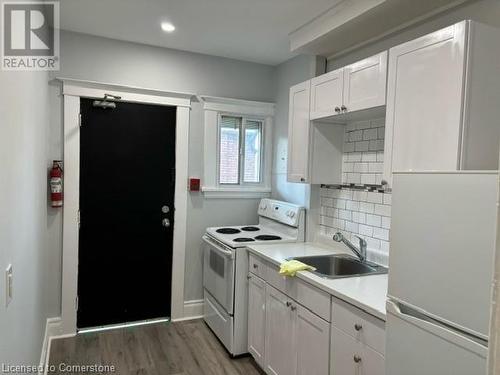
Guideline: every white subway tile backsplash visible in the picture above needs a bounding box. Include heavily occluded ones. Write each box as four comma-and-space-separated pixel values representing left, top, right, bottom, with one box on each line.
373, 227, 389, 241
352, 212, 366, 224
361, 152, 377, 162
360, 174, 376, 185
369, 139, 384, 151
374, 204, 391, 217
381, 216, 391, 229
345, 221, 359, 233
366, 192, 383, 204
320, 118, 391, 262
355, 141, 370, 152
333, 199, 347, 209
350, 130, 363, 142
359, 202, 375, 214
366, 214, 382, 227
363, 128, 378, 140
359, 224, 373, 237
353, 163, 369, 173
338, 209, 351, 221
344, 142, 355, 153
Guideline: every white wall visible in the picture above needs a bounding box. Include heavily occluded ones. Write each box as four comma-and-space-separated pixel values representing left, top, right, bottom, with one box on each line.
48, 30, 276, 309
0, 70, 53, 366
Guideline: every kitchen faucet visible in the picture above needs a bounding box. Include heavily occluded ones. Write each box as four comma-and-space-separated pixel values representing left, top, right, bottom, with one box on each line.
333, 232, 367, 262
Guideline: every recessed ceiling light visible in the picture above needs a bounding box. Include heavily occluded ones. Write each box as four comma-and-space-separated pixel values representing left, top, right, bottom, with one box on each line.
161, 22, 175, 33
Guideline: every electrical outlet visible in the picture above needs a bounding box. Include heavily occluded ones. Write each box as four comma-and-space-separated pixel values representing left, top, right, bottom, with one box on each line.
5, 264, 12, 307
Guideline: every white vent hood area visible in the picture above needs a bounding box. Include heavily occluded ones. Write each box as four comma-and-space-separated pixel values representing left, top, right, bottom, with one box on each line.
290, 0, 471, 58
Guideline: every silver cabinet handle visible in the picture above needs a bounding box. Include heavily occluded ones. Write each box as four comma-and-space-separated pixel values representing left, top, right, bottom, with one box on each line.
353, 355, 362, 363
335, 106, 341, 113
253, 263, 258, 269
286, 301, 292, 307
162, 218, 170, 227
354, 323, 362, 331
341, 105, 347, 112
290, 305, 297, 311
300, 177, 305, 182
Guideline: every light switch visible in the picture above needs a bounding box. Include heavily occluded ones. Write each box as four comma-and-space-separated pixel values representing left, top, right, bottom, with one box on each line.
5, 264, 12, 307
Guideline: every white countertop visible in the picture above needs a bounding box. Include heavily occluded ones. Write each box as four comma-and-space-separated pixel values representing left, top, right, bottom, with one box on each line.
246, 241, 388, 321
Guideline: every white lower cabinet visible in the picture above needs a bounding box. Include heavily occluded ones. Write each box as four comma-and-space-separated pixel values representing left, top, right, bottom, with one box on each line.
331, 326, 385, 375
248, 274, 266, 367
247, 255, 384, 375
264, 286, 297, 375
296, 304, 330, 375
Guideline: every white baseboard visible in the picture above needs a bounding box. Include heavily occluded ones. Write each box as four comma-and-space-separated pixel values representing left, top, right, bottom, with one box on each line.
174, 299, 204, 322
39, 317, 75, 375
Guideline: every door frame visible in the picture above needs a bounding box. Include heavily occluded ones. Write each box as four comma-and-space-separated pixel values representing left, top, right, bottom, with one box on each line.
58, 78, 192, 335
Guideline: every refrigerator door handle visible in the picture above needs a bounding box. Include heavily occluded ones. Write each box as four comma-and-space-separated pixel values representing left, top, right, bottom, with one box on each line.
387, 300, 488, 358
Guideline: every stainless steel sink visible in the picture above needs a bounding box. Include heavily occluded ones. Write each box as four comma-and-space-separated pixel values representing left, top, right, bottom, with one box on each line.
290, 254, 388, 279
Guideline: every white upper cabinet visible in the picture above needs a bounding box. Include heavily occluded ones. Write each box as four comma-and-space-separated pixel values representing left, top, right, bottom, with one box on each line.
310, 68, 344, 119
343, 51, 387, 113
310, 51, 387, 121
288, 81, 311, 183
384, 20, 500, 185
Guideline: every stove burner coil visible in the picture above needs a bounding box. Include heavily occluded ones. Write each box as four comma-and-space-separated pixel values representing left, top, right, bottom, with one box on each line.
216, 228, 241, 234
255, 235, 282, 241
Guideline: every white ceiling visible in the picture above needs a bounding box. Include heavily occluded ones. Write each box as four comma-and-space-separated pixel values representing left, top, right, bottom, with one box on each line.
59, 0, 339, 66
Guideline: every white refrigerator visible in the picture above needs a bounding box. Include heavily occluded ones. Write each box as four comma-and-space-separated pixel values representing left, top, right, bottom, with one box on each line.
386, 172, 498, 375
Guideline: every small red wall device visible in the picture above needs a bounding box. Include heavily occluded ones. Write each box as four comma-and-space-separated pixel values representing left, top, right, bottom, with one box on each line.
189, 178, 200, 192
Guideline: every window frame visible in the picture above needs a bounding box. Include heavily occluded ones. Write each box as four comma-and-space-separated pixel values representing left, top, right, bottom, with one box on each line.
216, 114, 265, 187
201, 95, 274, 199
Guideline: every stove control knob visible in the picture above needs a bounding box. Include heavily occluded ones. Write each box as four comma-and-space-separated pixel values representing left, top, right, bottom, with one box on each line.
289, 211, 296, 218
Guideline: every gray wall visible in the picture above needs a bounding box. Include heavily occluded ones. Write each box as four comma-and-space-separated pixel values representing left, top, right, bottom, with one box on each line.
326, 0, 500, 71
48, 30, 276, 307
0, 70, 53, 366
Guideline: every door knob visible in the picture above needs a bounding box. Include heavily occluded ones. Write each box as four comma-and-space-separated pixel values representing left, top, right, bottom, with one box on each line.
162, 205, 170, 214
162, 218, 170, 228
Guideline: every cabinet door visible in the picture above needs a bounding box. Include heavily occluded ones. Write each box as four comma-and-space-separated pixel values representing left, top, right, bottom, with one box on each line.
384, 22, 467, 184
331, 327, 384, 375
265, 286, 297, 375
288, 81, 311, 183
296, 304, 330, 375
310, 68, 343, 120
247, 274, 266, 367
343, 51, 387, 113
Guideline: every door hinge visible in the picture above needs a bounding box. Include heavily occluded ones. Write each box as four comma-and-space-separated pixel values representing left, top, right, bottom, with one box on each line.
77, 210, 81, 228
79, 113, 82, 127
75, 296, 79, 310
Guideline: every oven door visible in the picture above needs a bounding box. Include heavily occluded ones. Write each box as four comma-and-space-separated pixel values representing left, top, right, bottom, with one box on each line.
202, 235, 235, 315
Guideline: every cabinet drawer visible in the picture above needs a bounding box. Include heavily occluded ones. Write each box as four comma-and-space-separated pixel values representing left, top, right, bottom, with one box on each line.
266, 264, 331, 322
331, 297, 385, 355
331, 326, 385, 375
248, 253, 268, 279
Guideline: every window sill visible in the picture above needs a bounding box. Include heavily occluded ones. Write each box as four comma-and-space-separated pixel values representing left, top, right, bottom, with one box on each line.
201, 186, 272, 199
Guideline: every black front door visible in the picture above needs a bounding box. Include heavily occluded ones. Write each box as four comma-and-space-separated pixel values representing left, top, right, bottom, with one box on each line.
78, 98, 176, 328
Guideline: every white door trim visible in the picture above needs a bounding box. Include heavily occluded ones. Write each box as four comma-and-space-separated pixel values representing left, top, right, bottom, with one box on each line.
59, 78, 192, 334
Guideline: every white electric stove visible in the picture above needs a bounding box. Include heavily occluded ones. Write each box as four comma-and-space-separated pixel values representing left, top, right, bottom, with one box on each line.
202, 199, 305, 356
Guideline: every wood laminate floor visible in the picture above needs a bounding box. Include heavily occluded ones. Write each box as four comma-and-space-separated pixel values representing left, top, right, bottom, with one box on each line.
49, 319, 264, 375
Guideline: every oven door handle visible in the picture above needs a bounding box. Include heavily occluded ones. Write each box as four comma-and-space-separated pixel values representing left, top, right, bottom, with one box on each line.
202, 235, 234, 259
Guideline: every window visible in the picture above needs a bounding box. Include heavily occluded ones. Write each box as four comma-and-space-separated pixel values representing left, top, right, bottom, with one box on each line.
202, 95, 273, 198
218, 115, 263, 186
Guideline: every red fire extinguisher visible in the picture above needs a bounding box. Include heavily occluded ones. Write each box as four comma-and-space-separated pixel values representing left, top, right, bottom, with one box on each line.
50, 161, 63, 207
